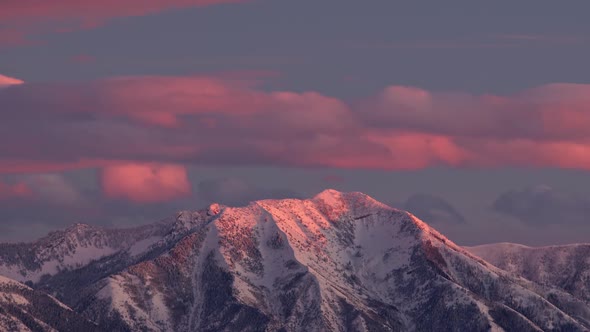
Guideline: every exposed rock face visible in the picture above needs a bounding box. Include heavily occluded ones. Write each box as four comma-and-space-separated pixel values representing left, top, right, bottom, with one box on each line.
1, 190, 589, 331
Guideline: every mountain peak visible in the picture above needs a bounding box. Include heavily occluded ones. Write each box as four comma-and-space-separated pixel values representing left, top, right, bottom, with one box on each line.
65, 222, 95, 232
1, 190, 590, 331
314, 188, 342, 198
207, 203, 222, 216
313, 188, 368, 200
312, 189, 385, 208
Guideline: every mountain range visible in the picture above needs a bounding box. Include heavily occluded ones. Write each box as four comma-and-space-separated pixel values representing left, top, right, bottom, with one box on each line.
1, 190, 589, 331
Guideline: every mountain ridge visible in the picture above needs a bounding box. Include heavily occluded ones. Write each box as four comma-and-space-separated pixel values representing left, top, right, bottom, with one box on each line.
466, 242, 590, 304
0, 189, 589, 331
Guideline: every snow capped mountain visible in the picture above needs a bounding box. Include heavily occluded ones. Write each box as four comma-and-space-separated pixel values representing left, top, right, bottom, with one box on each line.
0, 189, 589, 331
0, 221, 171, 283
466, 243, 590, 304
0, 275, 100, 331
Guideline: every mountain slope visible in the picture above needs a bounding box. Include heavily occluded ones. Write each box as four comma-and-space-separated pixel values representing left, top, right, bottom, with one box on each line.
0, 275, 101, 331
0, 221, 173, 284
467, 243, 590, 304
1, 190, 590, 331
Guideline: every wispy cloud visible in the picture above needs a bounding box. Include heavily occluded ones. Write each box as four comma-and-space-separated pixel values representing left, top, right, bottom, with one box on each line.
495, 33, 583, 45
0, 74, 24, 87
0, 0, 247, 47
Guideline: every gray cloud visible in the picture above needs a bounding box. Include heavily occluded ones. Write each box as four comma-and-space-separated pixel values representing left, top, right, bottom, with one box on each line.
0, 192, 196, 242
0, 172, 305, 242
403, 193, 466, 224
493, 185, 590, 225
0, 171, 197, 242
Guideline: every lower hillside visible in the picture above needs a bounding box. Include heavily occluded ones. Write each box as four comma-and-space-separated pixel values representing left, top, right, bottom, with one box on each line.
0, 275, 101, 332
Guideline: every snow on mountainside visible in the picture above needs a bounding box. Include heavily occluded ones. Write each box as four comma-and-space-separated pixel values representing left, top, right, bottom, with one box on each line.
0, 190, 589, 331
466, 243, 590, 303
0, 275, 100, 331
0, 217, 197, 283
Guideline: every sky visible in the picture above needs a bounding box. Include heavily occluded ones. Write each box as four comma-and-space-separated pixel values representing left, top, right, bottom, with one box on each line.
2, 1, 590, 245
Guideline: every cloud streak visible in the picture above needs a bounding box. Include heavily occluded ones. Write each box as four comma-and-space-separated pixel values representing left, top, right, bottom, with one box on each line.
0, 74, 24, 88
2, 73, 590, 173
0, 0, 245, 47
352, 34, 586, 50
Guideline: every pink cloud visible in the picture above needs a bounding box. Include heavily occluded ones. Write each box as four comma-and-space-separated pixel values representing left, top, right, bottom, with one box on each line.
0, 0, 244, 21
0, 0, 246, 47
365, 132, 469, 169
2, 75, 590, 173
0, 173, 87, 206
101, 163, 192, 203
0, 75, 353, 132
95, 76, 271, 127
0, 74, 24, 88
363, 83, 590, 141
0, 181, 33, 200
0, 159, 114, 174
0, 29, 31, 47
